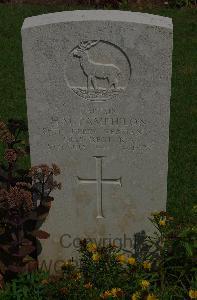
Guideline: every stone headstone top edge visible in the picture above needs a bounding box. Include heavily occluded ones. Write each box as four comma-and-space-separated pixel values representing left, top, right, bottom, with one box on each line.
21, 10, 173, 31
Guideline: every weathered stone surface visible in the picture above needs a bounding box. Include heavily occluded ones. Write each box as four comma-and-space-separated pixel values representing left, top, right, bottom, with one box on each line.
22, 10, 173, 273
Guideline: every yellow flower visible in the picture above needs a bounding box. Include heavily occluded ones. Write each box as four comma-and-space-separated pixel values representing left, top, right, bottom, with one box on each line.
116, 254, 127, 264
62, 260, 72, 268
84, 282, 93, 289
128, 257, 136, 265
111, 288, 123, 297
101, 290, 112, 299
87, 242, 97, 253
87, 242, 97, 252
92, 252, 100, 262
147, 294, 158, 300
143, 261, 151, 270
189, 290, 197, 299
41, 279, 48, 285
77, 272, 81, 279
131, 291, 141, 300
159, 218, 166, 226
140, 280, 150, 289
73, 272, 81, 281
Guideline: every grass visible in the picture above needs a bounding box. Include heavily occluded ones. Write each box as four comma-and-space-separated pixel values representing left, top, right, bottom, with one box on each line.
0, 4, 196, 221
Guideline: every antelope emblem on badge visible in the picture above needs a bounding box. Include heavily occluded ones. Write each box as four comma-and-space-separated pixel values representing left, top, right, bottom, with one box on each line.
73, 40, 121, 92
66, 40, 131, 101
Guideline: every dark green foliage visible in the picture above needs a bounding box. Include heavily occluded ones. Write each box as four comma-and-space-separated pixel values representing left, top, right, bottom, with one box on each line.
0, 271, 48, 300
146, 210, 197, 298
168, 0, 196, 7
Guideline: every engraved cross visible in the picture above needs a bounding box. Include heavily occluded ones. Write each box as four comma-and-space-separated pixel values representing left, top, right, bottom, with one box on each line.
77, 156, 122, 219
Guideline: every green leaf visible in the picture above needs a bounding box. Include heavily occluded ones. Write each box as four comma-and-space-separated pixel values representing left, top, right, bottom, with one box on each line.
184, 242, 193, 256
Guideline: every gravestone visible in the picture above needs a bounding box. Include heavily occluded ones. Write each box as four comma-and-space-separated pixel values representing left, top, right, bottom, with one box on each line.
22, 10, 173, 273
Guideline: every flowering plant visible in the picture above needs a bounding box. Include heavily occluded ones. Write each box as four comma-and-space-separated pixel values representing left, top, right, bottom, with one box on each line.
144, 210, 197, 298
0, 119, 61, 280
0, 209, 196, 299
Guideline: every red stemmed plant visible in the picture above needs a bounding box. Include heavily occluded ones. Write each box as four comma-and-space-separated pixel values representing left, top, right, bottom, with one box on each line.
0, 119, 61, 283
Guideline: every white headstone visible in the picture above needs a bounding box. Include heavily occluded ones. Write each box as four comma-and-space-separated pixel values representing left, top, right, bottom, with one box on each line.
22, 10, 173, 273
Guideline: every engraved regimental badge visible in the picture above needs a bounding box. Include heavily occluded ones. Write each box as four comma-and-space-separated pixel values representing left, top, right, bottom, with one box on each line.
66, 40, 131, 101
